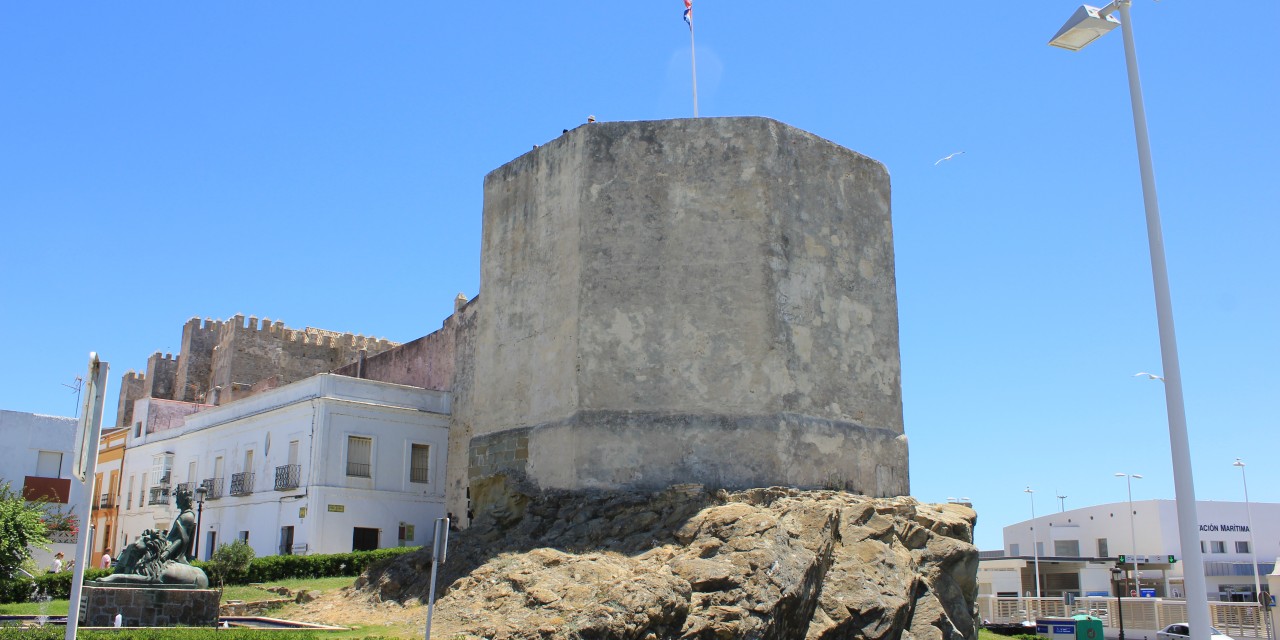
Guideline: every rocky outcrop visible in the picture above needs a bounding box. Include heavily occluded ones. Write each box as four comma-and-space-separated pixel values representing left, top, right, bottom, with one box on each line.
355, 485, 978, 640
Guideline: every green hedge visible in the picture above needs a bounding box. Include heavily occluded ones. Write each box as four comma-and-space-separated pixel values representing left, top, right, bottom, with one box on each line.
238, 546, 417, 584
1, 547, 418, 602
0, 569, 112, 602
194, 546, 418, 585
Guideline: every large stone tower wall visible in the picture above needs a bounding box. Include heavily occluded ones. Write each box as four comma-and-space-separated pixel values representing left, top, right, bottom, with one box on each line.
174, 317, 224, 402
470, 117, 908, 498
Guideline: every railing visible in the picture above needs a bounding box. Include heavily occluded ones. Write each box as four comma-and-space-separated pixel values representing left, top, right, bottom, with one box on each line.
48, 531, 76, 544
977, 596, 1270, 638
275, 464, 301, 491
410, 465, 430, 484
147, 486, 170, 506
229, 472, 254, 496
96, 493, 113, 509
175, 481, 197, 496
201, 478, 224, 500
346, 462, 371, 478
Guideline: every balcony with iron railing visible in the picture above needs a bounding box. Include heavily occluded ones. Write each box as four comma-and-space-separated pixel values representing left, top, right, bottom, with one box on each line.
96, 493, 113, 509
147, 485, 170, 506
275, 464, 301, 491
175, 481, 197, 497
200, 478, 224, 500
229, 472, 254, 497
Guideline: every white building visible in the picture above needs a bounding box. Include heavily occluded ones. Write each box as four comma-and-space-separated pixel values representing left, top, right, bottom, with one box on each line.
114, 374, 450, 560
981, 499, 1279, 602
0, 409, 83, 571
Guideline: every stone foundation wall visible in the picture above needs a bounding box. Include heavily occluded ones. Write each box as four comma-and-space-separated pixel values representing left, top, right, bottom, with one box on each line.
80, 585, 220, 627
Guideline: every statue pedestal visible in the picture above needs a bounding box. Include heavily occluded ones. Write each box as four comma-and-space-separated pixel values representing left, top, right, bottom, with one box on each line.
80, 584, 220, 627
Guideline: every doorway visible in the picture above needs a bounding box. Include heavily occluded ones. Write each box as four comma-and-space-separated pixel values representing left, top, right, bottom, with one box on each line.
280, 526, 295, 555
352, 527, 379, 552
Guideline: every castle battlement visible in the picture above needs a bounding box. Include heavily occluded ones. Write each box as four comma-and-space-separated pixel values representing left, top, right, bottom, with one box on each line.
184, 317, 225, 333
122, 313, 402, 422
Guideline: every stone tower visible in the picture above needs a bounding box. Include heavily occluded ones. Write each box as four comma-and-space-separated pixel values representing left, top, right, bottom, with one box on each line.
467, 117, 908, 504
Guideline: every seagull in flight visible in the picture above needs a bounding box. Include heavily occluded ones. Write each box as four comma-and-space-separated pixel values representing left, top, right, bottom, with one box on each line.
1134, 372, 1165, 381
934, 151, 964, 165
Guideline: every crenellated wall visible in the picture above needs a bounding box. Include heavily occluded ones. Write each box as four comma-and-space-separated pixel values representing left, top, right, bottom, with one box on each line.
208, 314, 397, 395
115, 371, 147, 429
117, 315, 401, 428
142, 352, 179, 402
174, 317, 223, 402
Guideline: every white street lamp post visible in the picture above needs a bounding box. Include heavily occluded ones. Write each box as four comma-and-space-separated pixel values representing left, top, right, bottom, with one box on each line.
1049, 3, 1211, 639
1026, 486, 1042, 620
1233, 459, 1262, 602
1116, 472, 1143, 596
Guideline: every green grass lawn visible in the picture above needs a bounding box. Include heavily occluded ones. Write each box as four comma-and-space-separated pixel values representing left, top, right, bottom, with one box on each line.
219, 576, 356, 604
0, 599, 69, 616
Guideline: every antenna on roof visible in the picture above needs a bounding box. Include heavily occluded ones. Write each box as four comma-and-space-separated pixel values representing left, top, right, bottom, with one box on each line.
61, 376, 84, 418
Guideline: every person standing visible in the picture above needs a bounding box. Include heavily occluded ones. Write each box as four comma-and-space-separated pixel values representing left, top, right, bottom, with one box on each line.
51, 552, 64, 573
101, 549, 112, 569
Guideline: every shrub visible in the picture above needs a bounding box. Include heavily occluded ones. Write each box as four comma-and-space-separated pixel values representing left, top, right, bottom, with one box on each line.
207, 540, 255, 586
0, 481, 49, 577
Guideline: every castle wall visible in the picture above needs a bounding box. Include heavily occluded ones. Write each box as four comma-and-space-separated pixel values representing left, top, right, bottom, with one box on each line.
209, 315, 397, 397
142, 353, 178, 401
330, 318, 457, 391
115, 371, 147, 429
445, 296, 479, 523
139, 398, 210, 435
174, 317, 223, 402
469, 117, 908, 500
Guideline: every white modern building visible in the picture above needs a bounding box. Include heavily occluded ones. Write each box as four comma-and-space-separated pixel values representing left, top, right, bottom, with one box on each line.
980, 499, 1279, 602
113, 373, 450, 560
0, 409, 83, 571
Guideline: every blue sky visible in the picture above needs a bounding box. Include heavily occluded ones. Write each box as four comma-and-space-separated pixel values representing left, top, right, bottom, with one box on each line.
1, 2, 1276, 552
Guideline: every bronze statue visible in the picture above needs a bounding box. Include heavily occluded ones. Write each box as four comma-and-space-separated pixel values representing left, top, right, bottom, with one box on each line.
95, 486, 208, 588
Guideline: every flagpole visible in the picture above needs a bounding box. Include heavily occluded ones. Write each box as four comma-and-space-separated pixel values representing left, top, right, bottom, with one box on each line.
688, 10, 699, 117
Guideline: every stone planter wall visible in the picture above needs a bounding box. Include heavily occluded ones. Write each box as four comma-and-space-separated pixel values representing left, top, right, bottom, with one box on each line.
80, 585, 219, 627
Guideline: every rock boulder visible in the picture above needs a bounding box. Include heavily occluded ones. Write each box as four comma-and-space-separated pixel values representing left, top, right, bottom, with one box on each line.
355, 485, 978, 640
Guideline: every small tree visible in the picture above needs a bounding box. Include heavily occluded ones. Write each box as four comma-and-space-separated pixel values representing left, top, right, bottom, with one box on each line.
208, 539, 255, 586
0, 481, 50, 577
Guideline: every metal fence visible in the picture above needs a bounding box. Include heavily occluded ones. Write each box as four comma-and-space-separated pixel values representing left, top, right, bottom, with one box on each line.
978, 596, 1270, 638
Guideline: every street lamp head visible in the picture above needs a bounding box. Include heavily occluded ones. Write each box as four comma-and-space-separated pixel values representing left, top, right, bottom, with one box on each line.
1132, 474, 1143, 479
1115, 473, 1126, 477
1233, 458, 1245, 468
1025, 486, 1034, 494
1049, 5, 1121, 51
